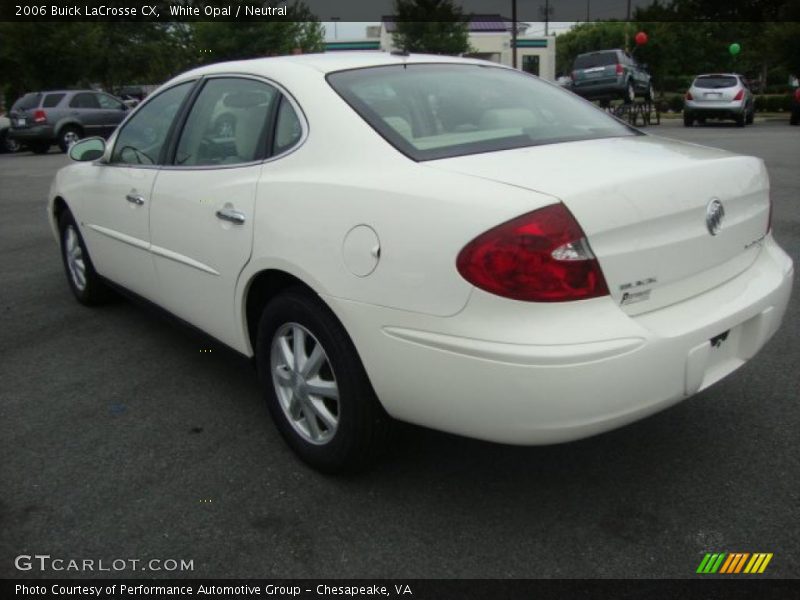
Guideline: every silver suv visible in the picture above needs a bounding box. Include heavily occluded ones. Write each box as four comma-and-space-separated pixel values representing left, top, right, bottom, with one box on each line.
8, 90, 129, 154
684, 74, 755, 127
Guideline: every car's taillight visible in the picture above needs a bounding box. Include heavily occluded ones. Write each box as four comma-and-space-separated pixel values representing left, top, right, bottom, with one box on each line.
456, 204, 609, 302
685, 91, 693, 101
615, 63, 623, 75
733, 89, 744, 101
33, 109, 47, 123
794, 89, 800, 101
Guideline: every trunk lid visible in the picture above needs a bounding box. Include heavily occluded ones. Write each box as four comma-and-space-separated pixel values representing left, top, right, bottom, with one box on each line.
427, 135, 770, 314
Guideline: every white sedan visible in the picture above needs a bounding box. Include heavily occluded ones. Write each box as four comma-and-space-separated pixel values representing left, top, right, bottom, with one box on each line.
49, 53, 793, 472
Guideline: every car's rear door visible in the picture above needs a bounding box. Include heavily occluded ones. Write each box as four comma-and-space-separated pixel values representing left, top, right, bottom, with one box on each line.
147, 76, 290, 349
68, 92, 106, 136
77, 81, 195, 298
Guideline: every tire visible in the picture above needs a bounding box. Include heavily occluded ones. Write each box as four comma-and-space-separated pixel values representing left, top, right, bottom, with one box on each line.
645, 83, 655, 102
735, 113, 745, 128
746, 109, 754, 125
623, 81, 635, 104
58, 211, 115, 305
683, 114, 694, 127
58, 126, 82, 153
791, 112, 799, 126
256, 289, 393, 473
30, 142, 50, 154
0, 132, 20, 153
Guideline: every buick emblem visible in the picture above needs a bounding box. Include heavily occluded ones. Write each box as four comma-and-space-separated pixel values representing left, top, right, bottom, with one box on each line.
706, 198, 725, 236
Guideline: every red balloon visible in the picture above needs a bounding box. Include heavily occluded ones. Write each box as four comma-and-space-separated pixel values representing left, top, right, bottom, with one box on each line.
635, 31, 648, 46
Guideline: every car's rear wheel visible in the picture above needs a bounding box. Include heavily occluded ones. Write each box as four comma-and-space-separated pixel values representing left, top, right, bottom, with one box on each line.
0, 132, 20, 153
58, 211, 114, 305
746, 109, 755, 125
683, 114, 694, 127
735, 113, 746, 127
256, 289, 393, 473
30, 142, 50, 154
791, 111, 799, 126
58, 126, 82, 153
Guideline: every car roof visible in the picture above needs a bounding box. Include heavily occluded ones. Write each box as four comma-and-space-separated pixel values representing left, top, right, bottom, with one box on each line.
575, 49, 622, 56
174, 51, 502, 80
694, 74, 740, 78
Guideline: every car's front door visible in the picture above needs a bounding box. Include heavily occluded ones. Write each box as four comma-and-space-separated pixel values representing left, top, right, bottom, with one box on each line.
148, 77, 283, 349
79, 81, 194, 298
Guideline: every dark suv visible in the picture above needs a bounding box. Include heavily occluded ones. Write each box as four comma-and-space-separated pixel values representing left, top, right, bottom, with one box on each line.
8, 90, 129, 154
570, 49, 654, 104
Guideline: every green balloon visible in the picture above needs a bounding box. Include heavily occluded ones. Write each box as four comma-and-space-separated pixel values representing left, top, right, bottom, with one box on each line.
729, 43, 741, 56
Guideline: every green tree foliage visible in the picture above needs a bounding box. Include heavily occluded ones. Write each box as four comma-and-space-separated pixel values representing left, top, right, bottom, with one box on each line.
391, 0, 471, 55
0, 1, 323, 109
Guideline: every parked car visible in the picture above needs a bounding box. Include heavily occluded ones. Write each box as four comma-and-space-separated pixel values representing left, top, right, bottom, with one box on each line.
49, 54, 793, 472
0, 115, 21, 152
684, 74, 755, 127
570, 48, 654, 103
8, 90, 129, 154
790, 87, 800, 125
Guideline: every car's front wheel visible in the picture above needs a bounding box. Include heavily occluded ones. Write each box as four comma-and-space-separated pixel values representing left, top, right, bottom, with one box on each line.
58, 211, 114, 305
58, 126, 82, 153
624, 81, 635, 104
256, 289, 393, 473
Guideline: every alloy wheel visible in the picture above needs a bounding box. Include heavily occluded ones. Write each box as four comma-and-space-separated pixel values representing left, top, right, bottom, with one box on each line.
270, 322, 340, 445
64, 225, 86, 291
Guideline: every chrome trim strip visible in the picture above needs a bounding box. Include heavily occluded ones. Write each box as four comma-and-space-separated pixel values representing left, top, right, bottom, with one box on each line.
86, 223, 149, 251
150, 244, 220, 276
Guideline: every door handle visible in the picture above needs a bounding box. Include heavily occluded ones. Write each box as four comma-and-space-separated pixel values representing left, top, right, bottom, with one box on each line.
216, 207, 246, 225
125, 193, 145, 206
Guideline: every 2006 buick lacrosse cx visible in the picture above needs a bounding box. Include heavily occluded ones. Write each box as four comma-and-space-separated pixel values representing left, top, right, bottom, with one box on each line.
49, 53, 793, 472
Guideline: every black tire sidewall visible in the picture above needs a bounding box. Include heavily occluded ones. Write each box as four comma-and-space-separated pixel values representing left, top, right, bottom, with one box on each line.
256, 290, 389, 473
58, 211, 109, 305
59, 127, 81, 153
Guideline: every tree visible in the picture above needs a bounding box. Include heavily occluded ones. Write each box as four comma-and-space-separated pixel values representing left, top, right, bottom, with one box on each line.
191, 1, 324, 64
391, 0, 471, 55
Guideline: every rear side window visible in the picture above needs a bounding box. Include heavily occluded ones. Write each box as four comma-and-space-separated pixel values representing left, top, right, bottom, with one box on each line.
174, 78, 278, 167
694, 76, 737, 89
70, 93, 101, 109
42, 93, 65, 108
273, 98, 303, 155
573, 52, 618, 70
12, 93, 41, 111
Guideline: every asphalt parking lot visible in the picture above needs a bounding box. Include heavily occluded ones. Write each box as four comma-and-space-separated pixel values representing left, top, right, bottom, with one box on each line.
1, 119, 798, 580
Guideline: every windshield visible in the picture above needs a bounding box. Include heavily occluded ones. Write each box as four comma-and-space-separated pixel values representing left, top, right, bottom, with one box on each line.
694, 76, 738, 89
327, 64, 635, 161
573, 52, 618, 69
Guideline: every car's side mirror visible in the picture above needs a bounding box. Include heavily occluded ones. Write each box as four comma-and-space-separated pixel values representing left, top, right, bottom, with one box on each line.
69, 137, 106, 162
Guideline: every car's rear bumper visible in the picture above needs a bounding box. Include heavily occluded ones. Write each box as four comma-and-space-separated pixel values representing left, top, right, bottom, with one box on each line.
326, 236, 793, 445
9, 125, 55, 142
572, 79, 626, 100
685, 101, 747, 119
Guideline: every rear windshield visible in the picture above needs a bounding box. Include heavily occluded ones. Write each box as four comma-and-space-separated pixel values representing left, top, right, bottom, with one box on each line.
327, 64, 635, 161
12, 93, 41, 111
694, 76, 738, 89
42, 93, 65, 108
573, 52, 618, 70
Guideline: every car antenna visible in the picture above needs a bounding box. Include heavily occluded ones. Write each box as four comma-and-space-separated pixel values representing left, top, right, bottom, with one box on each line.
391, 49, 410, 68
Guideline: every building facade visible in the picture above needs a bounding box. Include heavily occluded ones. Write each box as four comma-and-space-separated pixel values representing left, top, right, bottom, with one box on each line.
325, 16, 556, 81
